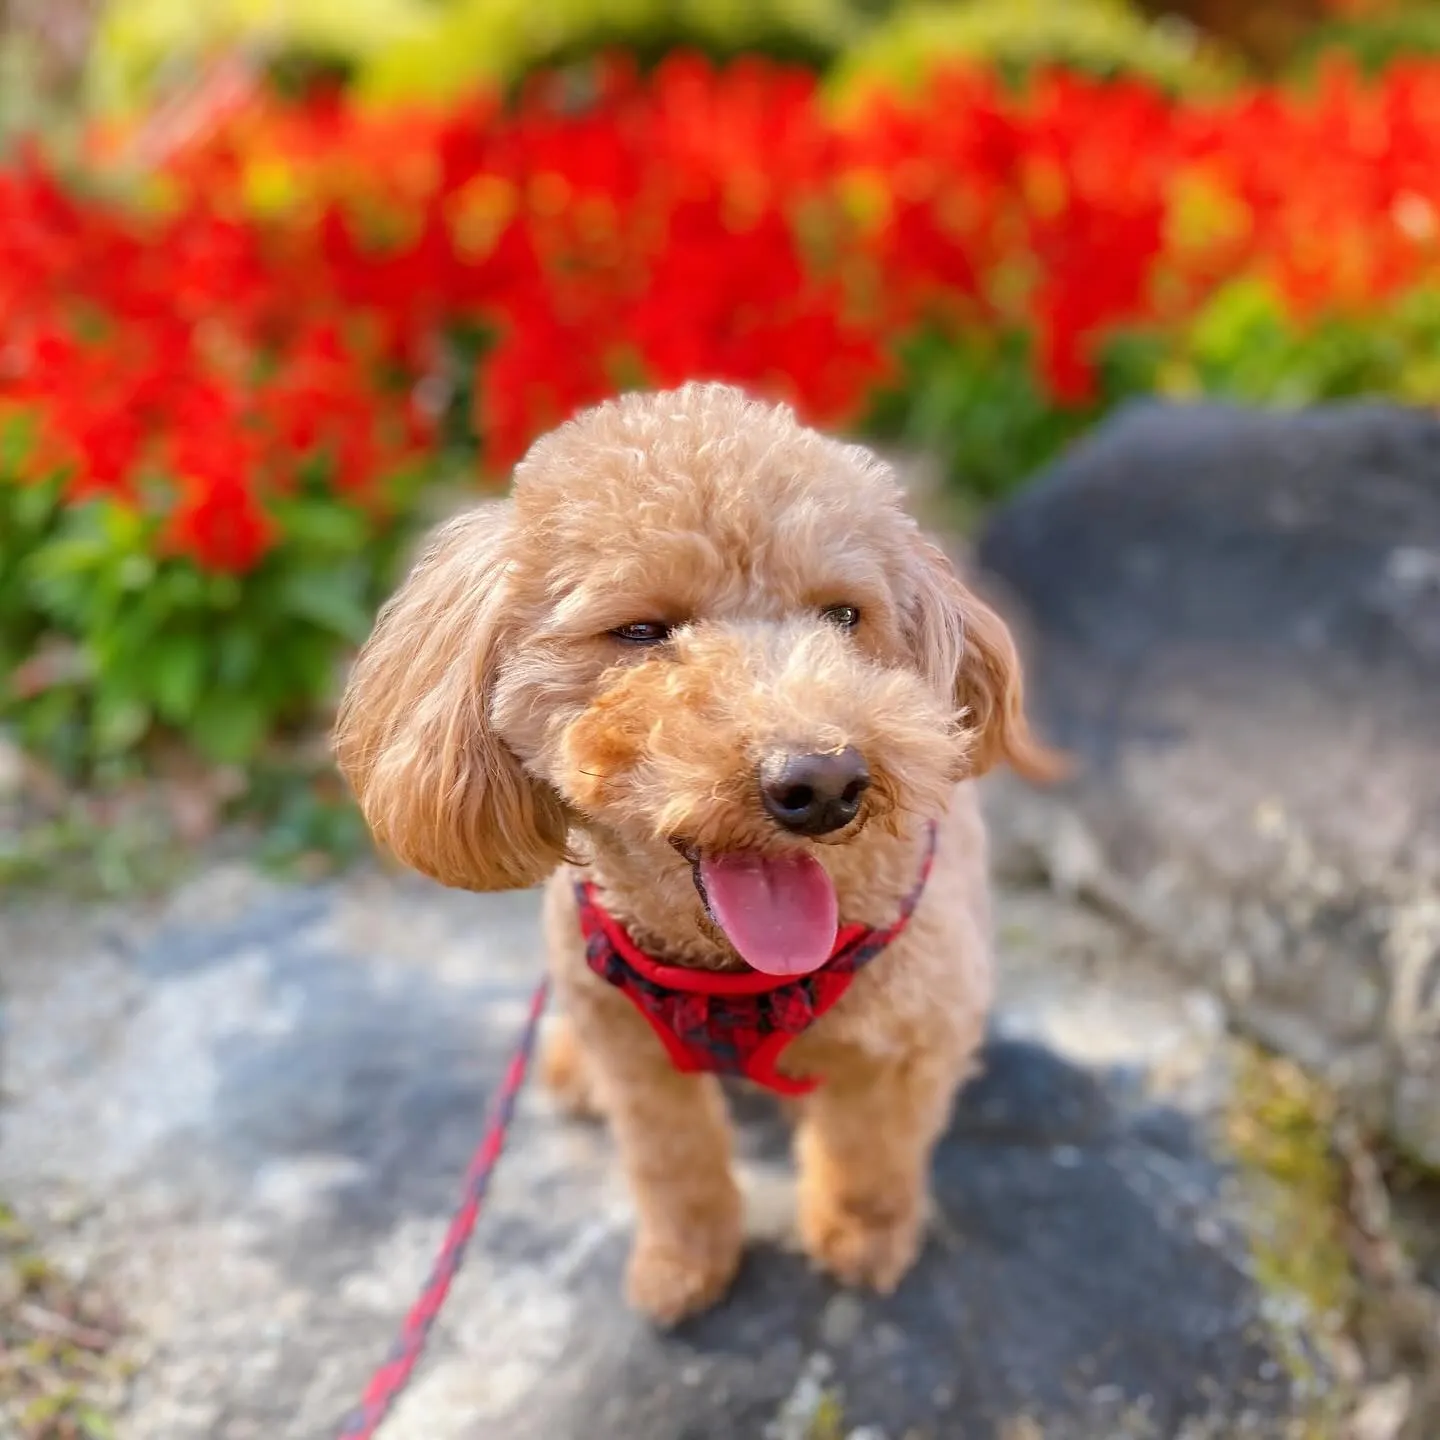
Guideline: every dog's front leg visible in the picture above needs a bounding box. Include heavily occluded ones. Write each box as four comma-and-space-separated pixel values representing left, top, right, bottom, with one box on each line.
794, 1054, 960, 1294
586, 1035, 744, 1325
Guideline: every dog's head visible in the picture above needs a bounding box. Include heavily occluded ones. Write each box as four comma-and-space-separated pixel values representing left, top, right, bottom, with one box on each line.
335, 383, 1057, 971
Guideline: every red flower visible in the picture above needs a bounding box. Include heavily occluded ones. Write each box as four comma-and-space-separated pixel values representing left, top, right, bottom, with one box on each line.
6, 49, 1440, 582
167, 472, 274, 573
478, 306, 617, 470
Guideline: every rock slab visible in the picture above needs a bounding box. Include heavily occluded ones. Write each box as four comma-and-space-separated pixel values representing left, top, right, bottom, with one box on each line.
1, 860, 1344, 1439
977, 400, 1440, 1164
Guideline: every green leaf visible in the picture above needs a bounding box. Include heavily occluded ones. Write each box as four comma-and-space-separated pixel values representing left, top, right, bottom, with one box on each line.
148, 635, 208, 723
207, 573, 243, 609
0, 411, 36, 472
275, 497, 369, 553
216, 626, 262, 686
117, 551, 157, 590
251, 626, 339, 707
27, 534, 111, 580
160, 563, 206, 608
15, 492, 60, 538
92, 692, 151, 754
1189, 277, 1286, 373
276, 567, 374, 641
187, 691, 271, 763
101, 500, 146, 551
11, 684, 82, 752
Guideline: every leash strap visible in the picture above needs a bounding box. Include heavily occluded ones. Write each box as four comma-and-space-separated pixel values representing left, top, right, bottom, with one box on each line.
336, 977, 550, 1440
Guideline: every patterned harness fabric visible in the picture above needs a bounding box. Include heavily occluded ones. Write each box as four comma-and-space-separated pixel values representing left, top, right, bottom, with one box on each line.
577, 822, 940, 1096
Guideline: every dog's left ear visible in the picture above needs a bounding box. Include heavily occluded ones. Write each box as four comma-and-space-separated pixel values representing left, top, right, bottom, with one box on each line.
333, 501, 572, 891
905, 535, 1067, 783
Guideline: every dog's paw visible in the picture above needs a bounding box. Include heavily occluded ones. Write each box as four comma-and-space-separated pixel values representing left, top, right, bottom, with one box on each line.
798, 1192, 924, 1294
625, 1231, 742, 1327
539, 1021, 605, 1121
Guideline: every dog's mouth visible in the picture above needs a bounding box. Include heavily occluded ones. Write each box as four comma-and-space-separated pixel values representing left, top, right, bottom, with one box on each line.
672, 841, 838, 977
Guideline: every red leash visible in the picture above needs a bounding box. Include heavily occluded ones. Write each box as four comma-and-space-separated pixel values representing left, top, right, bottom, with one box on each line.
336, 978, 550, 1440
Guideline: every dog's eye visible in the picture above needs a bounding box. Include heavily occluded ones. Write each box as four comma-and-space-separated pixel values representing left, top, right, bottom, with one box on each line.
610, 621, 673, 645
822, 604, 861, 630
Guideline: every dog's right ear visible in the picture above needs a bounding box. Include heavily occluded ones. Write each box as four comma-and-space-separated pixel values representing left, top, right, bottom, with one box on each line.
333, 502, 570, 891
904, 534, 1068, 785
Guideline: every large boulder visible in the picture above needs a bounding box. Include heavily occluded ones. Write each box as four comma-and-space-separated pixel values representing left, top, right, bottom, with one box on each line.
1, 861, 1349, 1439
976, 400, 1440, 1164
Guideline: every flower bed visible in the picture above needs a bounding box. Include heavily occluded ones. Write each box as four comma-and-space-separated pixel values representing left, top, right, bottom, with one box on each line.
4, 53, 1440, 776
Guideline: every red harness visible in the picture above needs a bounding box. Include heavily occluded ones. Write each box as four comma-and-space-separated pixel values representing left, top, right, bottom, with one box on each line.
576, 824, 939, 1096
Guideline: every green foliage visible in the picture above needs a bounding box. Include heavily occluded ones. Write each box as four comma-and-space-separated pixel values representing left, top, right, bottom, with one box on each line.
864, 281, 1440, 504
89, 0, 864, 112
247, 756, 372, 873
863, 322, 1165, 503
0, 425, 64, 685
1, 454, 421, 782
827, 0, 1240, 109
88, 0, 427, 112
89, 0, 1239, 113
1289, 5, 1440, 80
355, 0, 859, 106
865, 327, 1093, 504
1157, 281, 1440, 407
12, 276, 1434, 792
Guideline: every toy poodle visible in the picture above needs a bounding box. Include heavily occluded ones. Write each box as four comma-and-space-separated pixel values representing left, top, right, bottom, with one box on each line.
334, 381, 1056, 1325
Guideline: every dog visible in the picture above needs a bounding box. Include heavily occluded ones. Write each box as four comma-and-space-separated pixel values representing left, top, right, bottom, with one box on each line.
334, 381, 1057, 1326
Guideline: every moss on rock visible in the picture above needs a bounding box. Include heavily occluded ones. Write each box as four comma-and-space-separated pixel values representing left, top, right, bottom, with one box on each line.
1223, 1045, 1357, 1428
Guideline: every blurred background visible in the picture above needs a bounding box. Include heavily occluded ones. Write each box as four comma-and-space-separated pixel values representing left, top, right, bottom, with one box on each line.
2, 0, 1438, 885
5, 5, 1440, 1438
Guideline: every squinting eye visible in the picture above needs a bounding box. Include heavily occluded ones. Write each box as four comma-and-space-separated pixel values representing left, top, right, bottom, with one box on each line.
822, 604, 861, 630
610, 621, 673, 645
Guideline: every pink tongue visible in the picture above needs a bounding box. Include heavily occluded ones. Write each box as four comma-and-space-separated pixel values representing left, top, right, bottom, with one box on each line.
698, 852, 839, 976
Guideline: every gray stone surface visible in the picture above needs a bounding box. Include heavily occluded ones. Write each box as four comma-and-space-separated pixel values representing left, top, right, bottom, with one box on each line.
976, 400, 1440, 1165
1, 857, 1348, 1439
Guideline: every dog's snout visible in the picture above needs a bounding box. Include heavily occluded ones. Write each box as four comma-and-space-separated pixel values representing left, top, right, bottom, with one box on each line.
759, 746, 871, 836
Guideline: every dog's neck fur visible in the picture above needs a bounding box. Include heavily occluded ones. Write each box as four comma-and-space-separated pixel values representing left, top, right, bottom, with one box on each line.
575, 817, 940, 973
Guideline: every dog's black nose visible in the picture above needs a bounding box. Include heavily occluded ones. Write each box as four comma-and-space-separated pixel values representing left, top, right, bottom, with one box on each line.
759, 747, 871, 836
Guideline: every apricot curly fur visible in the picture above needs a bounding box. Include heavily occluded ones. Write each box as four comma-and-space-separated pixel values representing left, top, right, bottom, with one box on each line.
335, 382, 1059, 1323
